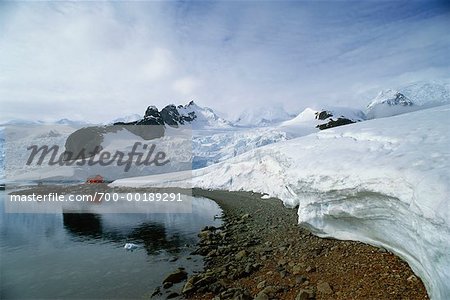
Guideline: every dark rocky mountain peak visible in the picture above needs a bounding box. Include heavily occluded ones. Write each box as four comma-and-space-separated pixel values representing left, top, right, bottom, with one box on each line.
380, 92, 413, 107
315, 111, 333, 120
114, 101, 206, 128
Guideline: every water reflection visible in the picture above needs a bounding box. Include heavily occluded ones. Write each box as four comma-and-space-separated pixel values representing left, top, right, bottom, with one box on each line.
62, 212, 191, 255
63, 213, 103, 239
128, 222, 185, 255
0, 193, 222, 299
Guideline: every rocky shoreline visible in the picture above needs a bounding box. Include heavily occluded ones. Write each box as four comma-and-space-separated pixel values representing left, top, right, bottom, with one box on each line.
159, 189, 428, 300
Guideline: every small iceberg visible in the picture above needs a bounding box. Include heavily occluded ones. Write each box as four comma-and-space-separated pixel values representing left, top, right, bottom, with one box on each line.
124, 243, 138, 251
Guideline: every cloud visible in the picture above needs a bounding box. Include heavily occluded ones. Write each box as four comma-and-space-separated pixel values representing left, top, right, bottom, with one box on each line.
172, 76, 202, 96
142, 48, 175, 81
0, 1, 449, 122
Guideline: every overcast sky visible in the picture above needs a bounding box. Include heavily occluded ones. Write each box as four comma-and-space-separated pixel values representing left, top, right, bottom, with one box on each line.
1, 1, 449, 122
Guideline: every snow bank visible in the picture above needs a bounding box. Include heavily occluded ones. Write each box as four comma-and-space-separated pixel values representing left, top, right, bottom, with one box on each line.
112, 105, 450, 299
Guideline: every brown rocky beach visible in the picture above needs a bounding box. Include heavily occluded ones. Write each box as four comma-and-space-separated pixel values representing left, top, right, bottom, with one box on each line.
178, 189, 428, 300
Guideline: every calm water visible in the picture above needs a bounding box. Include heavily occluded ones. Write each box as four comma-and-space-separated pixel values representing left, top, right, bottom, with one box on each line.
0, 192, 222, 299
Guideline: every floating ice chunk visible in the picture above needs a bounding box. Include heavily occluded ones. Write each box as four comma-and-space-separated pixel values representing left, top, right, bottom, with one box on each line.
124, 243, 138, 251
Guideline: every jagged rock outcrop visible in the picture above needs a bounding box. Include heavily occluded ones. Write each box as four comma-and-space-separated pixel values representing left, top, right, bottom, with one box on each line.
314, 109, 364, 130
316, 116, 356, 130
160, 105, 184, 127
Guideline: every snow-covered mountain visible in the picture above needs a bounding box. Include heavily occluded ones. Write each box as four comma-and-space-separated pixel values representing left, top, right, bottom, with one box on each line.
234, 105, 295, 127
54, 118, 88, 126
366, 90, 415, 119
177, 101, 233, 129
112, 104, 450, 300
368, 90, 413, 108
366, 81, 450, 119
115, 101, 233, 129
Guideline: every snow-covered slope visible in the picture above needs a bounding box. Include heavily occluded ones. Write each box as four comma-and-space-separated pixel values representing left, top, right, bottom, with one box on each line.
112, 105, 450, 299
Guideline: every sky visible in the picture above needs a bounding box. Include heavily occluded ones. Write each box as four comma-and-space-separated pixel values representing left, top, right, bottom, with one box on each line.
0, 1, 449, 123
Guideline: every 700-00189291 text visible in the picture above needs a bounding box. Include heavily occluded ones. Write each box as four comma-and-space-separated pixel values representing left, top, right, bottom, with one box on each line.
8, 192, 184, 202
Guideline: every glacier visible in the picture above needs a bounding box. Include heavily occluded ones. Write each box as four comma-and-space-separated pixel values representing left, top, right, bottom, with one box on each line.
192, 105, 365, 168
112, 105, 450, 299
